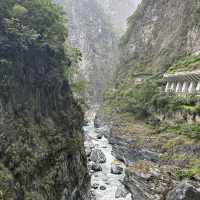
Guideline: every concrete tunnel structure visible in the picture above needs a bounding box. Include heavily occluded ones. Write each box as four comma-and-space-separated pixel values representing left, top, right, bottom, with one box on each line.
163, 71, 200, 94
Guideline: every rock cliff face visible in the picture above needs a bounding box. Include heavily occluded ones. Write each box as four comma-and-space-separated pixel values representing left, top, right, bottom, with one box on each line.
0, 1, 90, 199
67, 0, 118, 103
57, 0, 141, 104
96, 0, 141, 35
102, 1, 200, 199
119, 0, 200, 75
0, 40, 90, 199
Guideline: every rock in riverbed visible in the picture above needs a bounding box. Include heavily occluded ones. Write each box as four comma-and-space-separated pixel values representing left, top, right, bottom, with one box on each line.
94, 116, 102, 128
96, 133, 103, 139
90, 149, 106, 163
111, 161, 124, 175
96, 126, 110, 138
92, 183, 99, 189
115, 184, 129, 198
166, 181, 200, 200
91, 163, 102, 172
89, 191, 96, 200
85, 146, 92, 157
84, 137, 95, 157
109, 134, 160, 165
100, 185, 106, 190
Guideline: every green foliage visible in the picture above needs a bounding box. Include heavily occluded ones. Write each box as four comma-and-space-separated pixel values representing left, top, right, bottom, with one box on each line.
0, 0, 79, 90
63, 46, 82, 81
177, 162, 200, 180
105, 70, 200, 122
72, 80, 88, 95
0, 163, 16, 200
105, 75, 160, 119
152, 94, 200, 115
12, 4, 28, 17
124, 79, 158, 118
181, 104, 200, 115
165, 122, 200, 139
168, 55, 200, 73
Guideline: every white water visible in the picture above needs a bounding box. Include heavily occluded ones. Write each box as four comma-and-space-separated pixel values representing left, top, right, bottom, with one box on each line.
84, 110, 131, 200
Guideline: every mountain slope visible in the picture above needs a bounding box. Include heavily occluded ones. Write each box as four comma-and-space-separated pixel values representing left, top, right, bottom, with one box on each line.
66, 0, 118, 103
105, 0, 200, 115
119, 0, 200, 75
102, 1, 200, 199
0, 1, 89, 199
57, 0, 141, 104
96, 0, 141, 35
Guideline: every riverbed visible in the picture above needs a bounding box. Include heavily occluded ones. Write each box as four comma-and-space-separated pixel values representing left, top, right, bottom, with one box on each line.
83, 111, 131, 200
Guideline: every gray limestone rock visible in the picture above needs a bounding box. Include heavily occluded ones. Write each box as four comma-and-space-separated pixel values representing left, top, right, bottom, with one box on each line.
115, 184, 129, 198
100, 185, 107, 190
111, 161, 123, 175
124, 160, 175, 200
91, 183, 99, 189
166, 181, 200, 200
91, 163, 102, 172
90, 149, 106, 163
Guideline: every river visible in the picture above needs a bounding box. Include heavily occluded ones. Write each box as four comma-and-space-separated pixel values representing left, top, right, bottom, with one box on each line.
83, 110, 131, 200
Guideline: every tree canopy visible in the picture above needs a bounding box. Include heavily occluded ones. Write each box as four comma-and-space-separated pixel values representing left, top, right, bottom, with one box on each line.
0, 0, 78, 86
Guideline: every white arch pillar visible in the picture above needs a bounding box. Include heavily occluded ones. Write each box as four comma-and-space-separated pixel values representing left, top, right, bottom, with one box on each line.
188, 81, 196, 93
170, 82, 176, 92
182, 81, 189, 93
196, 81, 200, 93
165, 82, 170, 92
175, 82, 182, 93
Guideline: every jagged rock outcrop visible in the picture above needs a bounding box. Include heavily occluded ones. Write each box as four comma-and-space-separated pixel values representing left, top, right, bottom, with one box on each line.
124, 160, 176, 200
124, 161, 200, 200
109, 132, 160, 165
166, 181, 200, 200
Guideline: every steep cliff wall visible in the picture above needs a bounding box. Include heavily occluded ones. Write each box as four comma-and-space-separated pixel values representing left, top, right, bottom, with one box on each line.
119, 0, 200, 75
104, 0, 200, 115
0, 1, 89, 199
57, 0, 141, 104
67, 0, 118, 103
96, 0, 141, 35
103, 1, 200, 198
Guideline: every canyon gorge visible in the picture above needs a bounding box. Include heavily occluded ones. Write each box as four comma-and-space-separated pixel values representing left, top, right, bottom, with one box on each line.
0, 0, 200, 200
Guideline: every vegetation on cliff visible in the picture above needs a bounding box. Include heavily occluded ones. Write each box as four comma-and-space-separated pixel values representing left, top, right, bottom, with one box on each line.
65, 0, 119, 104
0, 0, 89, 199
104, 0, 200, 121
103, 0, 200, 184
168, 55, 200, 73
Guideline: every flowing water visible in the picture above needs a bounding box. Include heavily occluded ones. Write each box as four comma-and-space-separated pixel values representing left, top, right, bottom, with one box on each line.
84, 110, 132, 200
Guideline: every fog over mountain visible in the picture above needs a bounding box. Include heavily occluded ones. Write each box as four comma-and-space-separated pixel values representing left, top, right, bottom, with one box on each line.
57, 0, 141, 103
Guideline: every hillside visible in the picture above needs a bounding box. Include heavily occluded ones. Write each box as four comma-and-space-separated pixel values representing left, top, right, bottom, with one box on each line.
102, 1, 200, 199
105, 0, 200, 116
120, 0, 200, 74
